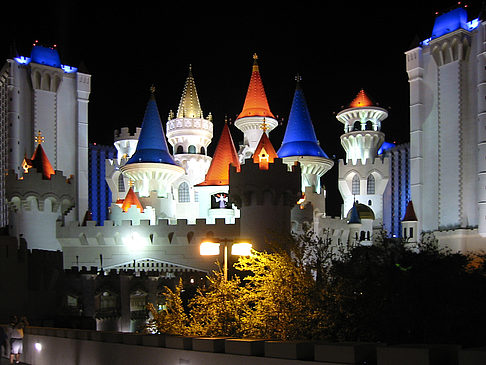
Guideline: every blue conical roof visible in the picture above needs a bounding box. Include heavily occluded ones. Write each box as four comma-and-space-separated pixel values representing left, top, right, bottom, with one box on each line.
126, 92, 176, 165
348, 202, 361, 224
278, 78, 328, 158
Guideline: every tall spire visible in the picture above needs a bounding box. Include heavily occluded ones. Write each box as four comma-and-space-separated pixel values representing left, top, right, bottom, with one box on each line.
198, 123, 240, 186
126, 87, 176, 165
278, 76, 329, 158
176, 65, 204, 119
237, 54, 275, 119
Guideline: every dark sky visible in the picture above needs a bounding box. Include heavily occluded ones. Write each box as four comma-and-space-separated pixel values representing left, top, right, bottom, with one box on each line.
2, 1, 484, 216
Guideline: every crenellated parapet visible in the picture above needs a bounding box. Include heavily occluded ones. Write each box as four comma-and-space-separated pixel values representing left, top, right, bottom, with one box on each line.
114, 127, 141, 162
229, 158, 301, 207
6, 169, 75, 215
56, 217, 241, 272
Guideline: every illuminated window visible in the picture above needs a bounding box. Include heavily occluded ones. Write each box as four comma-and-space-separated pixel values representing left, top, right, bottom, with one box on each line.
367, 174, 375, 194
178, 182, 190, 202
352, 174, 360, 195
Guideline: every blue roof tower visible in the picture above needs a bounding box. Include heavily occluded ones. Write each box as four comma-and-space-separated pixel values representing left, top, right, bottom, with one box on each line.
126, 88, 176, 165
278, 77, 329, 158
277, 76, 334, 193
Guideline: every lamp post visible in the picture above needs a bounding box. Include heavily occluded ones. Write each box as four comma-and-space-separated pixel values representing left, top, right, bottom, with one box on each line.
200, 238, 252, 281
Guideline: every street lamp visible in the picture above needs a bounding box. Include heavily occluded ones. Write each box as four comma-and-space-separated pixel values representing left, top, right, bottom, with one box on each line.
200, 238, 252, 281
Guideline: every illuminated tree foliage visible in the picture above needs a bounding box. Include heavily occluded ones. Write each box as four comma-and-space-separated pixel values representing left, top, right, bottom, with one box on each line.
146, 232, 486, 346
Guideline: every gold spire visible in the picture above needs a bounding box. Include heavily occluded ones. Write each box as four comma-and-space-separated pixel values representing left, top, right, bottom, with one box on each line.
176, 65, 204, 119
252, 53, 259, 72
34, 130, 45, 145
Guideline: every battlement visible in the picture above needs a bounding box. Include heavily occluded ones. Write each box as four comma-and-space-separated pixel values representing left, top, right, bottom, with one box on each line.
339, 156, 389, 168
6, 169, 75, 213
114, 127, 141, 141
229, 158, 301, 207
57, 217, 240, 245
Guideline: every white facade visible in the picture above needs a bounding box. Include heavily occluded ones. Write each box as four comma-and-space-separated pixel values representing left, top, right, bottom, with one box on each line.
406, 8, 486, 251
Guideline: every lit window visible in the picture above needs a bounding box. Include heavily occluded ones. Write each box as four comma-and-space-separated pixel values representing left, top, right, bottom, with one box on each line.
178, 182, 190, 202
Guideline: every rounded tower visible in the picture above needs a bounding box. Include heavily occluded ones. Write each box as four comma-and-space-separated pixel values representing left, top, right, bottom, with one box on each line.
234, 54, 278, 162
114, 127, 141, 164
277, 76, 334, 193
336, 89, 388, 164
166, 65, 213, 186
120, 88, 185, 218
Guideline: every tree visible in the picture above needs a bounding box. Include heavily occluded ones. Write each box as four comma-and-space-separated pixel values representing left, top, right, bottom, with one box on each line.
146, 278, 189, 335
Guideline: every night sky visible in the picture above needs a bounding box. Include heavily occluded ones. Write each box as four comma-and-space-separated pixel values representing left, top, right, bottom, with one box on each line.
2, 1, 484, 216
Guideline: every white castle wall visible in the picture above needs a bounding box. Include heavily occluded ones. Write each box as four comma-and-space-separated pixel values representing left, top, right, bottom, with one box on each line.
57, 217, 240, 272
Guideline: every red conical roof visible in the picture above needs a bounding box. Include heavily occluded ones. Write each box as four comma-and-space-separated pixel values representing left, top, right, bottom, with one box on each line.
30, 143, 55, 179
121, 187, 144, 212
198, 123, 240, 186
349, 89, 374, 108
253, 130, 278, 170
402, 201, 418, 222
237, 54, 275, 120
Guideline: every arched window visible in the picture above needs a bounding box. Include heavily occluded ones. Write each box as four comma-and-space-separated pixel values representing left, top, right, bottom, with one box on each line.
353, 121, 361, 131
118, 174, 125, 192
365, 120, 373, 130
178, 182, 190, 202
200, 146, 205, 155
176, 145, 184, 154
367, 174, 375, 194
188, 145, 196, 154
352, 174, 360, 195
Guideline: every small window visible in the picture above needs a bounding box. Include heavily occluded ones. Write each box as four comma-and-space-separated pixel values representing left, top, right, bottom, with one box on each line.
365, 120, 373, 130
352, 174, 360, 195
367, 174, 375, 194
178, 182, 190, 202
188, 145, 196, 154
118, 174, 125, 192
353, 121, 361, 131
410, 227, 414, 238
200, 146, 205, 155
176, 145, 183, 154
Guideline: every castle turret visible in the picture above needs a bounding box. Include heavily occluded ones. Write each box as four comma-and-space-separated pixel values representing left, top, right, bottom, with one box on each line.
166, 66, 213, 186
234, 54, 278, 161
114, 127, 141, 163
230, 131, 301, 250
336, 89, 390, 232
401, 200, 418, 243
278, 76, 334, 194
120, 88, 184, 219
7, 139, 75, 251
336, 89, 388, 165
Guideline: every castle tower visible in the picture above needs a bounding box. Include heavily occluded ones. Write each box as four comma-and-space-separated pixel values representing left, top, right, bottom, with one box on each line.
6, 137, 75, 250
195, 123, 240, 223
405, 6, 484, 248
114, 127, 141, 164
120, 88, 184, 219
0, 43, 91, 224
230, 131, 301, 250
336, 89, 388, 165
166, 66, 213, 186
337, 90, 390, 231
278, 76, 334, 194
234, 54, 278, 162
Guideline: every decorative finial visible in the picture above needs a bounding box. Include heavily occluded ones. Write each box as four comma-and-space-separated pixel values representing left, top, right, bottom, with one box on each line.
34, 130, 45, 145
260, 118, 268, 132
295, 74, 302, 82
150, 84, 156, 94
128, 179, 134, 188
253, 53, 258, 61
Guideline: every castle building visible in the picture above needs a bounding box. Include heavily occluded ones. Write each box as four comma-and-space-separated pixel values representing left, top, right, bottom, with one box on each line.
405, 6, 486, 250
